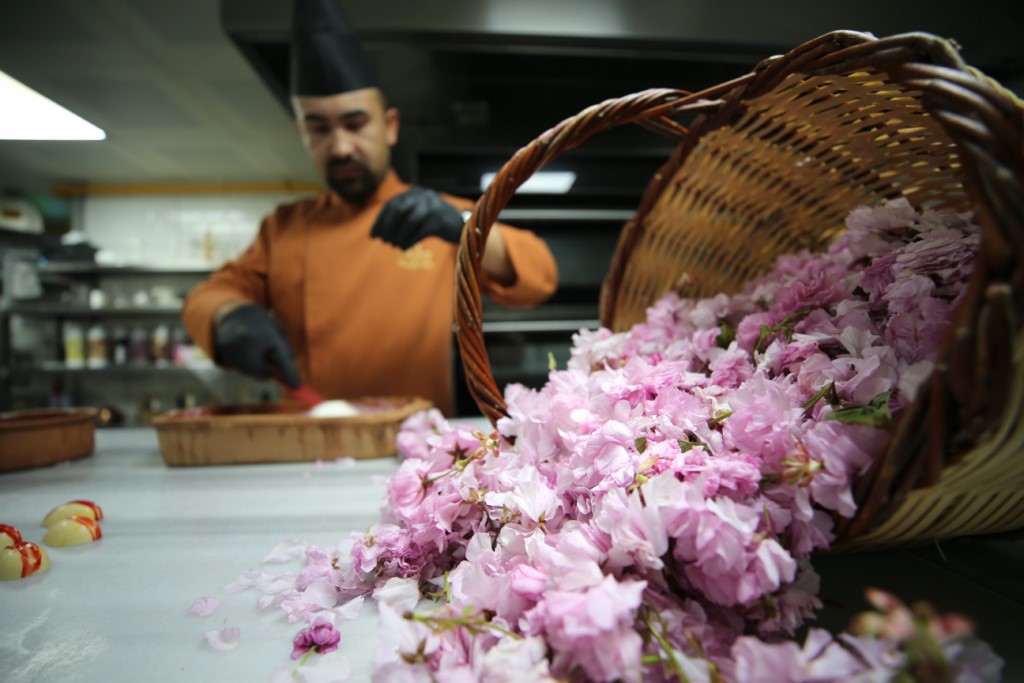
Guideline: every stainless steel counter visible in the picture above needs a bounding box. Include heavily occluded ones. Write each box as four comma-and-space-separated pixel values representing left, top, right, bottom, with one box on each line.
0, 427, 412, 682
2, 426, 1022, 681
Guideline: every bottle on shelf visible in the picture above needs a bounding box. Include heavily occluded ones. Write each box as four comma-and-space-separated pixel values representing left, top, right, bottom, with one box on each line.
152, 324, 170, 367
170, 327, 188, 366
63, 322, 85, 368
111, 326, 129, 366
129, 326, 151, 365
110, 288, 130, 309
176, 391, 198, 410
86, 323, 108, 368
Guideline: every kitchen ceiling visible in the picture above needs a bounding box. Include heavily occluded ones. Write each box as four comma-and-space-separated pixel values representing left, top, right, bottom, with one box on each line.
0, 0, 1019, 202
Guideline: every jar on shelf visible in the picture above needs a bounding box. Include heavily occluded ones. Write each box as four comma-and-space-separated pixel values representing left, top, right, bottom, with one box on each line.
88, 288, 107, 309
152, 324, 171, 366
63, 322, 85, 368
86, 323, 108, 368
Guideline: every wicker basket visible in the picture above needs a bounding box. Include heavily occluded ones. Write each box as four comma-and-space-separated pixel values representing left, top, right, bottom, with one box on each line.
153, 396, 432, 466
0, 408, 96, 473
455, 31, 1024, 549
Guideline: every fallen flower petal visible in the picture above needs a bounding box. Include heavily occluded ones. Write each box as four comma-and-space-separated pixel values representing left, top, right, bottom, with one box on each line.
268, 667, 296, 683
204, 623, 241, 652
264, 539, 310, 564
371, 577, 420, 614
334, 596, 364, 621
188, 596, 221, 618
296, 651, 352, 683
224, 568, 264, 593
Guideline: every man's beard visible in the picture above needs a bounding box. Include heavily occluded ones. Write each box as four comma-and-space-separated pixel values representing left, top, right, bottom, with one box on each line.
325, 158, 381, 204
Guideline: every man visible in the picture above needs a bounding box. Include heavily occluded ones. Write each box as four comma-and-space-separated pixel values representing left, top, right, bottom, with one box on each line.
181, 0, 558, 415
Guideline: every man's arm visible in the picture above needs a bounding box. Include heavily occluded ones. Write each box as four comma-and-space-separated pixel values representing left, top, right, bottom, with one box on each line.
369, 185, 557, 303
478, 222, 558, 307
479, 223, 515, 286
181, 217, 303, 387
181, 218, 272, 358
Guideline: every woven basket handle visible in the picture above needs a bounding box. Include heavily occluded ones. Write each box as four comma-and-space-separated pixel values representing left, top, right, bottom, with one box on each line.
455, 88, 695, 425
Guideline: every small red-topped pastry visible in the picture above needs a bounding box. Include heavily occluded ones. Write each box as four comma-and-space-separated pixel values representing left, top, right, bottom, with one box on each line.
43, 515, 103, 547
0, 541, 51, 580
0, 524, 22, 549
41, 500, 104, 527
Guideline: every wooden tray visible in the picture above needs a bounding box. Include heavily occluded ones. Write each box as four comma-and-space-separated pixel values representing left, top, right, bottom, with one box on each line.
0, 408, 97, 473
152, 396, 432, 466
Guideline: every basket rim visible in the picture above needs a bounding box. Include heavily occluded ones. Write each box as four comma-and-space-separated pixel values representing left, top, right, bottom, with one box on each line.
151, 396, 432, 427
0, 407, 98, 433
454, 29, 1024, 545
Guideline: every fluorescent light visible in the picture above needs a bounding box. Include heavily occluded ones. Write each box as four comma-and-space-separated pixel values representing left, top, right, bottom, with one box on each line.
480, 170, 576, 194
0, 70, 106, 140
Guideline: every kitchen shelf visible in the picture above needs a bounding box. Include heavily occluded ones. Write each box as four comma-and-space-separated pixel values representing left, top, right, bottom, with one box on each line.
4, 304, 183, 317
0, 227, 58, 249
482, 302, 599, 321
37, 263, 214, 277
8, 364, 217, 378
497, 208, 633, 222
482, 319, 598, 334
1, 256, 217, 411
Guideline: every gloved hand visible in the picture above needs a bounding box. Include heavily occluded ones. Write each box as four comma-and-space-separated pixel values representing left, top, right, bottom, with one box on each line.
370, 186, 467, 249
213, 304, 301, 388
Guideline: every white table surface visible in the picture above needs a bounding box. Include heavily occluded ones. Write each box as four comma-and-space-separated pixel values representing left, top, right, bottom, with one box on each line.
3, 426, 1023, 682
0, 426, 442, 683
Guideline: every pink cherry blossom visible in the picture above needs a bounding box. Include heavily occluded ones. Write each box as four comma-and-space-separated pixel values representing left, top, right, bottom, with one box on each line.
291, 622, 341, 659
236, 200, 997, 681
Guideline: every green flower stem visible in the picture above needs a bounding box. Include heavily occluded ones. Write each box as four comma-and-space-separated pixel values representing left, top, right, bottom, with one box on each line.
801, 382, 836, 416
423, 434, 501, 487
410, 612, 522, 640
754, 308, 811, 353
645, 612, 691, 683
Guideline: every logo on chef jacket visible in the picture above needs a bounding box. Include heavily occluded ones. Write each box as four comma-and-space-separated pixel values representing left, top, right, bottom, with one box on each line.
396, 243, 435, 270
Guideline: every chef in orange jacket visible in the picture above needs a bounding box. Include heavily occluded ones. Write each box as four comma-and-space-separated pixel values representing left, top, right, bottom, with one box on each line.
181, 0, 557, 416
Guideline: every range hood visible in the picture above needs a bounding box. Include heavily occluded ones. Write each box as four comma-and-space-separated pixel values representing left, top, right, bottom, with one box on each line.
218, 0, 785, 140
220, 0, 1019, 127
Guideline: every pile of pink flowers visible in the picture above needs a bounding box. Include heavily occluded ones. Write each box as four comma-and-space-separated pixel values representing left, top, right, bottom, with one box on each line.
242, 199, 1002, 681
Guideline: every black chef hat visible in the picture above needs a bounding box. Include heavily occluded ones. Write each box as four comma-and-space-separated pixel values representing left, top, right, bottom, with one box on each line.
290, 0, 379, 96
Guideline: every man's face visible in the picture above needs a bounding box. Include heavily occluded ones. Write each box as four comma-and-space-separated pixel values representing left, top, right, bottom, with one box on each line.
292, 88, 398, 204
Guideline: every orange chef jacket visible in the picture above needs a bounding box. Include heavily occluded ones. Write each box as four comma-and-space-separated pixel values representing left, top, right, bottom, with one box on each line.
182, 171, 558, 415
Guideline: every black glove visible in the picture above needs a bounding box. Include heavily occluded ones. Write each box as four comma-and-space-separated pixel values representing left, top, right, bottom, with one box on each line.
213, 304, 301, 388
370, 186, 466, 249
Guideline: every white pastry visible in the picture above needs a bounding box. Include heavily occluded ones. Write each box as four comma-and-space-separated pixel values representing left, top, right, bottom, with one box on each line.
308, 399, 359, 418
